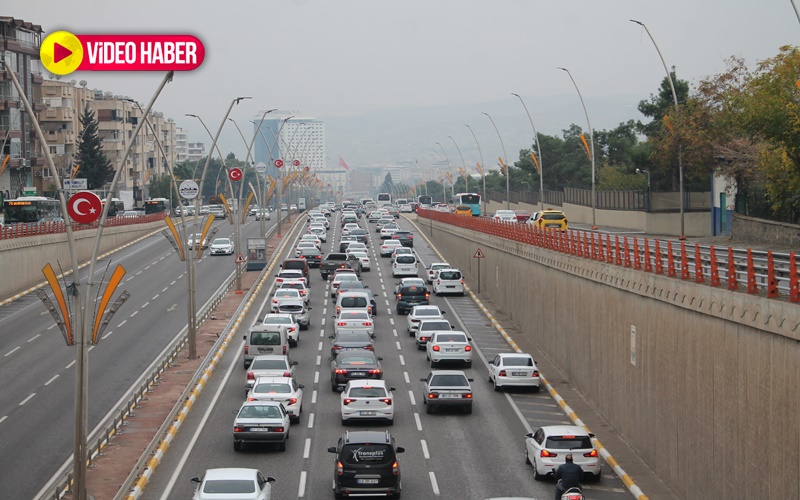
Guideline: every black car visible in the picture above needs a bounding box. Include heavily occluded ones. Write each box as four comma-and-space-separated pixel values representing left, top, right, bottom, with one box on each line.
394, 284, 430, 315
339, 236, 358, 253
391, 231, 414, 248
346, 254, 363, 276
331, 351, 383, 391
349, 228, 368, 243
298, 247, 323, 267
329, 330, 375, 359
328, 431, 404, 499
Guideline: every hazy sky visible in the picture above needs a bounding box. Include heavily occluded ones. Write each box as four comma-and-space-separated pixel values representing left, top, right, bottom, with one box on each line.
11, 0, 800, 165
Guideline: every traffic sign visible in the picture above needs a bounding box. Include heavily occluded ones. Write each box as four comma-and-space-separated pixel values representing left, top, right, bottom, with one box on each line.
228, 167, 243, 181
293, 159, 300, 167
179, 179, 199, 199
255, 162, 267, 173
274, 159, 284, 168
304, 166, 310, 171
63, 178, 88, 190
67, 191, 102, 224
473, 248, 485, 259
235, 253, 246, 263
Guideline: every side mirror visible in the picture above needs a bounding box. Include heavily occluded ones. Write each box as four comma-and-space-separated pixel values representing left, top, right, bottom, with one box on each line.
420, 378, 426, 382
299, 384, 305, 389
307, 307, 312, 310
371, 334, 377, 339
468, 338, 472, 341
327, 447, 338, 453
291, 361, 299, 365
525, 432, 534, 438
191, 476, 201, 484
451, 325, 456, 330
266, 476, 276, 483
390, 387, 396, 391
374, 293, 379, 297
328, 335, 335, 340
467, 378, 474, 382
243, 335, 247, 341
377, 357, 384, 361
442, 311, 446, 314
396, 446, 406, 453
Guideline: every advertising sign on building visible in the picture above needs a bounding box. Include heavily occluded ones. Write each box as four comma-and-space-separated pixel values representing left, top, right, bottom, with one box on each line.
246, 238, 267, 271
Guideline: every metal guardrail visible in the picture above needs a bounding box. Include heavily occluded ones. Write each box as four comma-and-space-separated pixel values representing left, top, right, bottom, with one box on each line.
0, 213, 167, 240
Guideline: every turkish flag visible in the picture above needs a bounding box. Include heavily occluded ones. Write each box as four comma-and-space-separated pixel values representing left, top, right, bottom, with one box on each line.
338, 156, 350, 171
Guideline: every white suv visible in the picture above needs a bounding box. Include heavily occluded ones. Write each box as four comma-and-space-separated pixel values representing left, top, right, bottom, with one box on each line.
432, 268, 464, 296
392, 254, 418, 277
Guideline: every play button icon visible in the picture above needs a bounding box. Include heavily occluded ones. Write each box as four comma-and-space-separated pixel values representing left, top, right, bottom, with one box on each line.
54, 43, 73, 64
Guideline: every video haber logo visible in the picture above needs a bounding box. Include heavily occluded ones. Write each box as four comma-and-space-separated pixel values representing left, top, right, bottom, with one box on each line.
41, 31, 205, 76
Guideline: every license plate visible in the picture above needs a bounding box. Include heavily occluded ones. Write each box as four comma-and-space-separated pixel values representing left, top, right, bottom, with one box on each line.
350, 372, 366, 377
439, 394, 461, 399
512, 371, 528, 376
257, 347, 274, 353
546, 223, 560, 228
446, 285, 455, 288
357, 478, 379, 485
360, 411, 376, 416
249, 428, 271, 432
445, 348, 459, 352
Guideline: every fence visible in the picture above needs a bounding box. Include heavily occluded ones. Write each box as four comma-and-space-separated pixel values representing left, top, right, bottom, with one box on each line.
0, 213, 167, 240
417, 209, 800, 301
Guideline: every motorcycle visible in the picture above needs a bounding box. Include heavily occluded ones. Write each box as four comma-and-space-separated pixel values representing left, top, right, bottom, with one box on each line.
560, 486, 585, 500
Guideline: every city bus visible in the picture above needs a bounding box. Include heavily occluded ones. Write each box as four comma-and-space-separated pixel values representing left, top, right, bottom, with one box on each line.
451, 192, 481, 216
144, 198, 169, 214
376, 192, 391, 206
2, 196, 62, 224
417, 195, 433, 206
101, 198, 125, 217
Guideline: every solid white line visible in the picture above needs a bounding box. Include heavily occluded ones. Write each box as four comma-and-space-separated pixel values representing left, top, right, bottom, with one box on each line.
429, 471, 440, 496
414, 413, 423, 431
404, 372, 410, 384
421, 439, 430, 459
4, 346, 20, 357
65, 360, 75, 369
307, 413, 315, 429
303, 438, 311, 459
399, 355, 405, 366
408, 391, 416, 406
19, 393, 36, 406
314, 371, 320, 384
28, 333, 41, 343
298, 470, 307, 498
44, 374, 59, 386
117, 320, 127, 327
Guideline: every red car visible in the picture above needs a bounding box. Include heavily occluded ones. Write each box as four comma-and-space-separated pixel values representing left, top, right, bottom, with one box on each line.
514, 210, 531, 223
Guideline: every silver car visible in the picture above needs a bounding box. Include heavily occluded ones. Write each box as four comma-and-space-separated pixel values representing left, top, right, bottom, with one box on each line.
191, 468, 275, 499
277, 300, 311, 331
232, 401, 290, 452
209, 237, 234, 255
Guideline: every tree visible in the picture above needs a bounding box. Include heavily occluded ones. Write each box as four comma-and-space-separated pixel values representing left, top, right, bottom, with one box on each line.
75, 106, 113, 190
147, 173, 174, 205
637, 69, 690, 138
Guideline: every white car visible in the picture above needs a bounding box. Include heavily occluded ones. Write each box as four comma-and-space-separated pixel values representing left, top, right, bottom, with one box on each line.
270, 289, 303, 312
415, 318, 453, 349
209, 237, 234, 255
392, 254, 418, 277
426, 330, 473, 367
344, 242, 368, 254
262, 312, 299, 346
300, 234, 322, 247
295, 241, 320, 257
340, 379, 395, 424
376, 217, 395, 231
274, 269, 306, 286
426, 262, 451, 283
432, 268, 464, 296
380, 224, 399, 239
399, 204, 413, 213
524, 425, 601, 481
390, 247, 413, 262
494, 209, 517, 222
342, 223, 360, 236
254, 208, 271, 220
187, 233, 208, 250
407, 305, 445, 335
420, 370, 473, 415
380, 240, 403, 257
330, 273, 360, 298
232, 401, 290, 452
191, 468, 275, 500
245, 354, 298, 392
310, 216, 329, 229
348, 251, 371, 271
334, 310, 375, 336
246, 376, 304, 422
278, 280, 310, 304
308, 226, 327, 242
487, 353, 541, 392
309, 222, 327, 234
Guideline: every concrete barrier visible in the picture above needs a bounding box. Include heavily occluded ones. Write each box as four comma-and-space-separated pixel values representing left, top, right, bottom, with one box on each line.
0, 221, 165, 299
423, 217, 800, 499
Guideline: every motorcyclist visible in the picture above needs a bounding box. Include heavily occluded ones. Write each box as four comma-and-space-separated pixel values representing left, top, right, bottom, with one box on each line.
554, 453, 583, 500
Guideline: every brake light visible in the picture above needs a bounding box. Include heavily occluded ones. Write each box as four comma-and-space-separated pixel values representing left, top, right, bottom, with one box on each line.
420, 336, 429, 342
317, 255, 321, 259
244, 346, 249, 355
282, 346, 287, 355
392, 461, 399, 475
247, 397, 256, 401
432, 345, 440, 352
272, 426, 285, 433
393, 263, 396, 268
247, 371, 255, 381
437, 279, 441, 285
396, 294, 401, 299
272, 299, 278, 303
283, 371, 291, 377
461, 279, 465, 284
276, 278, 283, 283
338, 321, 347, 326
465, 345, 472, 351
368, 369, 382, 375
336, 461, 343, 475
287, 398, 297, 405
363, 322, 372, 327
343, 398, 356, 405
584, 449, 598, 458
427, 392, 437, 399
300, 290, 307, 295
335, 369, 348, 374
234, 426, 246, 432
541, 450, 558, 458
336, 306, 341, 313
425, 293, 430, 299
532, 370, 539, 377
498, 370, 506, 377
463, 393, 472, 399
379, 398, 392, 405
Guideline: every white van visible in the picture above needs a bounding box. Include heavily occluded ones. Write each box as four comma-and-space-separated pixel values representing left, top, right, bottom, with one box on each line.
243, 324, 290, 368
432, 268, 464, 296
392, 254, 418, 277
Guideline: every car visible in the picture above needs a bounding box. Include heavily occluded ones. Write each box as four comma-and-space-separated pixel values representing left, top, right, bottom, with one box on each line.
208, 205, 226, 219
344, 242, 368, 254
340, 380, 396, 425
232, 400, 290, 452
255, 208, 271, 220
391, 230, 414, 247
329, 329, 376, 359
528, 209, 568, 231
290, 204, 297, 211
345, 253, 364, 276
274, 269, 307, 286
387, 207, 400, 218
524, 425, 601, 481
514, 210, 531, 223
432, 268, 465, 296
311, 216, 330, 229
348, 251, 371, 271
415, 318, 452, 349
330, 351, 383, 391
339, 235, 359, 253
342, 223, 360, 236
334, 310, 375, 336
309, 222, 327, 234
276, 300, 311, 331
487, 353, 541, 392
426, 330, 473, 367
331, 273, 361, 297
426, 262, 450, 283
395, 283, 430, 315
336, 289, 378, 317
376, 217, 395, 231
187, 233, 208, 250
298, 247, 323, 267
420, 370, 474, 414
245, 354, 298, 393
392, 254, 418, 277
300, 234, 322, 247
455, 205, 472, 216
262, 313, 299, 346
308, 226, 327, 242
209, 237, 234, 255
395, 277, 426, 291
270, 289, 303, 312
246, 376, 304, 422
280, 258, 310, 281
494, 209, 517, 222
327, 431, 404, 498
399, 204, 413, 213
295, 241, 320, 257
380, 240, 403, 256
390, 246, 413, 261
191, 468, 275, 500
380, 224, 399, 239
367, 211, 383, 223
349, 228, 368, 243
341, 215, 359, 227
278, 280, 310, 304
406, 305, 445, 335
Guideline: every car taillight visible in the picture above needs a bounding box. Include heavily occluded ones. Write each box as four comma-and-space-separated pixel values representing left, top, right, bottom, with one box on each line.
335, 369, 348, 374
300, 290, 307, 295
584, 449, 598, 458
427, 392, 437, 399
333, 345, 343, 351
247, 371, 255, 381
437, 279, 441, 285
541, 450, 558, 458
271, 426, 285, 433
343, 398, 356, 405
365, 345, 374, 350
432, 345, 440, 352
234, 426, 247, 432
287, 398, 297, 405
276, 278, 283, 283
317, 255, 321, 259
247, 397, 256, 401
392, 461, 399, 475
282, 346, 287, 355
396, 294, 401, 299
333, 283, 340, 288
379, 398, 392, 405
498, 370, 506, 377
244, 346, 249, 354
272, 299, 278, 303
368, 369, 381, 375
564, 219, 568, 224
533, 370, 539, 377
363, 322, 372, 326
283, 371, 291, 377
368, 306, 373, 314
337, 322, 347, 326
464, 345, 472, 351
288, 327, 296, 332
425, 293, 430, 299
461, 279, 465, 284
336, 306, 341, 313
420, 336, 429, 342
463, 393, 472, 399
337, 461, 344, 475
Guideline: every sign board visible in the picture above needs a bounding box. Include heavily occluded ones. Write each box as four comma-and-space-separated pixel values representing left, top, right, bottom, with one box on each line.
22, 186, 38, 196
293, 159, 300, 167
274, 159, 284, 168
228, 167, 243, 181
473, 248, 485, 259
63, 178, 88, 190
179, 179, 199, 199
630, 325, 637, 366
235, 252, 246, 264
255, 162, 267, 173
67, 191, 102, 224
246, 238, 267, 271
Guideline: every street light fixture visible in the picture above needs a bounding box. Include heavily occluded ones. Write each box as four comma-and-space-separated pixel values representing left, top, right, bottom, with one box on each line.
511, 93, 544, 211
636, 168, 651, 212
630, 19, 685, 239
448, 136, 468, 192
482, 112, 510, 210
557, 67, 596, 229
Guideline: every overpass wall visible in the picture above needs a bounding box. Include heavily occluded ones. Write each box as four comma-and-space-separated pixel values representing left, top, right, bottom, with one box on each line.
421, 217, 800, 499
0, 222, 164, 299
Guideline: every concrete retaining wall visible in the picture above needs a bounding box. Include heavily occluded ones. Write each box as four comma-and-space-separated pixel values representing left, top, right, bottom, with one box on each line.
0, 221, 164, 299
421, 217, 800, 499
731, 212, 800, 248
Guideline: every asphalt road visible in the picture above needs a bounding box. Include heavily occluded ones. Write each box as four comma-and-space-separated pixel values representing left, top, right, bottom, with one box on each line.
139, 212, 631, 500
0, 214, 275, 499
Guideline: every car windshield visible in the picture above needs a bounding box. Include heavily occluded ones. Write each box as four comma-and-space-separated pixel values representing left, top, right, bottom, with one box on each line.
214, 239, 230, 245
439, 271, 461, 280
254, 383, 292, 394
434, 333, 467, 342
545, 435, 592, 449
348, 387, 387, 398
264, 316, 292, 324
341, 444, 394, 465
503, 356, 535, 367
251, 359, 288, 369
203, 479, 256, 494
420, 321, 450, 331
340, 297, 368, 308
430, 374, 469, 387
238, 405, 282, 419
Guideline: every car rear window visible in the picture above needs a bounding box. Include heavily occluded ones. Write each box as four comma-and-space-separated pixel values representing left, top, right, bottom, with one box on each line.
415, 309, 440, 317
545, 435, 592, 449
399, 286, 425, 295
254, 383, 291, 394
396, 256, 416, 264
434, 333, 467, 342
279, 305, 303, 313
283, 261, 306, 269
340, 297, 368, 308
341, 444, 395, 465
203, 479, 255, 494
251, 359, 287, 370
504, 356, 534, 367
420, 321, 450, 331
542, 213, 566, 221
348, 387, 387, 398
439, 271, 461, 280
326, 254, 348, 261
337, 333, 371, 343
430, 374, 469, 387
250, 331, 282, 345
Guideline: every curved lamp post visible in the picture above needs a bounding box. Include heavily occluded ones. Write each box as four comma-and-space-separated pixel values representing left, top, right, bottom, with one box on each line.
465, 124, 487, 215
511, 93, 544, 211
482, 112, 509, 210
448, 136, 468, 193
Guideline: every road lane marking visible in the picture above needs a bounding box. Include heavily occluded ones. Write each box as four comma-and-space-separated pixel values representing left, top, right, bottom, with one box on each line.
66, 360, 75, 369
429, 472, 440, 496
314, 371, 320, 384
141, 302, 150, 308
320, 329, 325, 337
414, 413, 423, 431
408, 391, 416, 406
404, 372, 410, 384
393, 328, 398, 337
152, 294, 160, 300
307, 413, 314, 429
167, 304, 177, 312
322, 307, 327, 315
47, 324, 56, 330
136, 270, 142, 275
117, 319, 127, 327
421, 439, 430, 459
44, 374, 59, 386
316, 355, 321, 366
385, 299, 390, 306
399, 355, 405, 366
102, 330, 114, 340
28, 333, 41, 342
162, 287, 168, 292
4, 346, 20, 356
321, 318, 326, 326
19, 393, 36, 406
0, 416, 6, 424
395, 341, 402, 350
170, 280, 177, 285
317, 341, 323, 351
303, 439, 311, 459
389, 318, 394, 325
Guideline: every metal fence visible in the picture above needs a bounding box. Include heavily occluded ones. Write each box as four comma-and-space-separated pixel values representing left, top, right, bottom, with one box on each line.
0, 213, 167, 240
564, 187, 647, 211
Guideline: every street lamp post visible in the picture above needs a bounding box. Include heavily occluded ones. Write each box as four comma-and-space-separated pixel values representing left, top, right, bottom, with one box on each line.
636, 168, 651, 212
482, 112, 510, 210
630, 19, 685, 239
558, 67, 597, 229
511, 93, 544, 211
465, 124, 487, 215
448, 136, 468, 192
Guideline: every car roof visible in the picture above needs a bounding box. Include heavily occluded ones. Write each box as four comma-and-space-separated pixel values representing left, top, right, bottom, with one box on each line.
341, 430, 392, 444
202, 468, 260, 480
346, 379, 388, 389
539, 425, 591, 436
251, 354, 290, 361
430, 369, 468, 376
253, 376, 293, 384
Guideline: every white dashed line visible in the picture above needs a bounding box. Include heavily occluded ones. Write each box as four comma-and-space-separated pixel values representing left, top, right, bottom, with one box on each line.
27, 334, 41, 343
389, 318, 394, 325
429, 471, 440, 496
130, 311, 138, 317
298, 470, 307, 498
393, 329, 398, 337
0, 416, 7, 424
144, 265, 151, 270
151, 261, 158, 266
136, 271, 142, 275
404, 372, 410, 384
19, 393, 35, 406
102, 330, 114, 340
117, 320, 127, 327
162, 287, 169, 292
421, 439, 430, 459
170, 280, 177, 285
408, 391, 416, 406
307, 413, 315, 429
395, 341, 402, 350
382, 291, 387, 297
4, 347, 20, 357
384, 299, 390, 306
414, 413, 423, 431
314, 371, 320, 384
152, 294, 160, 300
322, 307, 327, 316
317, 341, 323, 351
321, 318, 326, 326
141, 302, 150, 308
66, 360, 76, 369
47, 324, 56, 330
44, 374, 59, 386
399, 355, 405, 366
303, 438, 311, 459
316, 355, 321, 366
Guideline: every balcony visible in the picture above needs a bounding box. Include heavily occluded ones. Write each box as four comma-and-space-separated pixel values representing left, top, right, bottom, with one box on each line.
46, 129, 76, 144
41, 107, 74, 121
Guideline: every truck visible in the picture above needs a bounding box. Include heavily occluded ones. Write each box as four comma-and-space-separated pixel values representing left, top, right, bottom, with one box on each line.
298, 197, 306, 211
320, 253, 352, 280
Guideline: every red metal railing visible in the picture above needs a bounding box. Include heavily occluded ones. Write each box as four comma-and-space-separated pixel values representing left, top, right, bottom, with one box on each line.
0, 213, 167, 240
417, 209, 799, 302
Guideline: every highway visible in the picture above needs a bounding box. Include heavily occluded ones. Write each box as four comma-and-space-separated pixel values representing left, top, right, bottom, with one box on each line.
0, 215, 275, 499
138, 213, 631, 500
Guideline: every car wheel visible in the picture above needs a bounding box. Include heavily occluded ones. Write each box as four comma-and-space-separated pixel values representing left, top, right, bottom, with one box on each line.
532, 385, 540, 393
331, 380, 338, 392
233, 441, 242, 452
277, 440, 287, 452
426, 403, 433, 414
387, 418, 394, 426
533, 458, 545, 481
464, 405, 472, 415
335, 492, 346, 500
409, 329, 414, 337
465, 361, 472, 369
493, 378, 501, 392
525, 448, 531, 464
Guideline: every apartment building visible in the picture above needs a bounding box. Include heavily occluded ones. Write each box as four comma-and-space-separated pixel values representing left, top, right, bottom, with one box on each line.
175, 127, 189, 163
187, 141, 205, 162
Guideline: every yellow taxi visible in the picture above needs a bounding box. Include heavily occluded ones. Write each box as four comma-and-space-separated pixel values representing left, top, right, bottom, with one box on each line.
454, 205, 473, 216
529, 209, 568, 231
